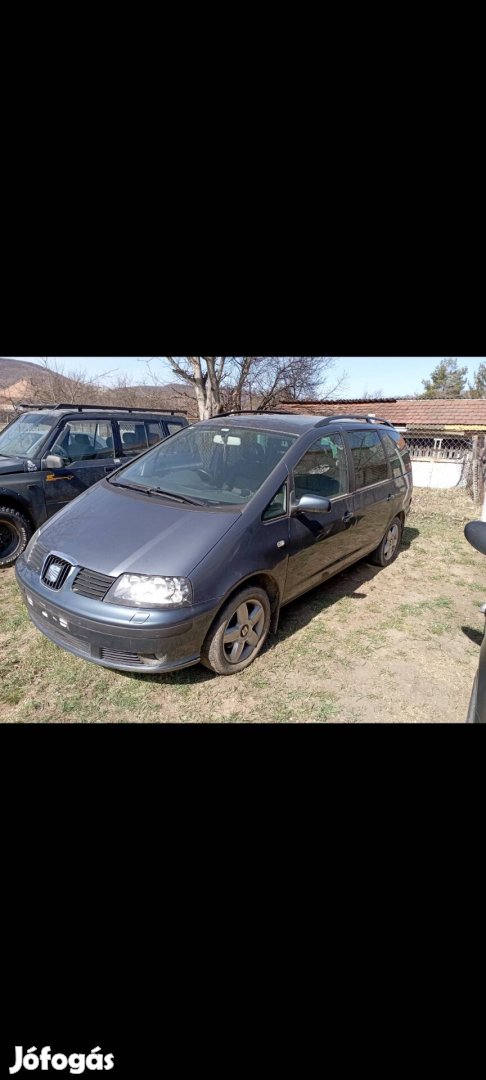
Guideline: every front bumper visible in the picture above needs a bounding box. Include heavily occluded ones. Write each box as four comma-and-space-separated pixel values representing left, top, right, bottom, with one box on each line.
16, 558, 217, 674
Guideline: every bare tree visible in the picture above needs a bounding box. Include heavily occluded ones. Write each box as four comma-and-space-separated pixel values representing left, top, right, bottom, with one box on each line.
17, 358, 116, 406
152, 356, 344, 420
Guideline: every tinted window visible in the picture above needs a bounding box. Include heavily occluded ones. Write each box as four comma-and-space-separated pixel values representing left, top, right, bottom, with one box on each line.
118, 421, 149, 456
347, 430, 388, 488
146, 422, 164, 447
167, 421, 185, 435
53, 421, 115, 463
294, 434, 348, 498
381, 432, 405, 479
386, 428, 412, 471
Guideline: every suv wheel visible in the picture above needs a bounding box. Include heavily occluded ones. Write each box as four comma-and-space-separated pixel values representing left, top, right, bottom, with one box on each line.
0, 507, 32, 568
370, 516, 403, 567
201, 586, 271, 675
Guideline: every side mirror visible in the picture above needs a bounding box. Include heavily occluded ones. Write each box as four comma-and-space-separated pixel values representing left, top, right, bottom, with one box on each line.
42, 454, 65, 470
291, 493, 332, 516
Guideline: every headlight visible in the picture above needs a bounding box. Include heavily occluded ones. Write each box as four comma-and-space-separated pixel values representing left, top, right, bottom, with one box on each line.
104, 574, 192, 608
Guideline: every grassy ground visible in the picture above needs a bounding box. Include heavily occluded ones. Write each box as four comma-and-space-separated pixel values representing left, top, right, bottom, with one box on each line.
1, 487, 484, 722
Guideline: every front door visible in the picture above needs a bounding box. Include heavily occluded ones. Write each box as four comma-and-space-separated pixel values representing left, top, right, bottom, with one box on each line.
43, 419, 118, 517
283, 432, 357, 603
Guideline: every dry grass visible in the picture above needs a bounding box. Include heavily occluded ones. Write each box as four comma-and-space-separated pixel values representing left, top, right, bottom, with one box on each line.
1, 486, 484, 722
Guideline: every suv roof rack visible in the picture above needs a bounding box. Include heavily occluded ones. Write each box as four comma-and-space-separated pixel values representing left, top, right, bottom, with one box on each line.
16, 402, 187, 416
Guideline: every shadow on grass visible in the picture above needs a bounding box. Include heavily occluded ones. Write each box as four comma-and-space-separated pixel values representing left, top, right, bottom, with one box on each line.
462, 625, 484, 647
401, 526, 420, 550
121, 529, 422, 687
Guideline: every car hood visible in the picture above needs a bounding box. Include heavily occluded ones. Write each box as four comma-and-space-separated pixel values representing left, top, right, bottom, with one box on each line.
0, 455, 28, 475
35, 479, 241, 578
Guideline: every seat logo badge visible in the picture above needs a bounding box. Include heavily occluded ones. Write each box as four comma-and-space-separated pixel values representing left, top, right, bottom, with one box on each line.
45, 562, 62, 585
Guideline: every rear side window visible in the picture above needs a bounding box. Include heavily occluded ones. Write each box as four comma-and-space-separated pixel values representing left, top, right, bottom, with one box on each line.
146, 422, 164, 447
167, 421, 185, 435
347, 430, 388, 488
381, 432, 406, 478
385, 428, 412, 473
117, 421, 150, 456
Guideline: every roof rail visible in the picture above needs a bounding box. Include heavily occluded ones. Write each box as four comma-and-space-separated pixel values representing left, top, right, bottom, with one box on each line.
203, 409, 394, 427
211, 409, 298, 419
16, 402, 188, 416
316, 413, 394, 428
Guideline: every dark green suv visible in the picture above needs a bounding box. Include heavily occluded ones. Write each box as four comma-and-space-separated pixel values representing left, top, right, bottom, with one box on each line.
0, 403, 188, 567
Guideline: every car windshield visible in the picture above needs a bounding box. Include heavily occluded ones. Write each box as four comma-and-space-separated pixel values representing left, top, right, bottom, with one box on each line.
0, 413, 55, 459
109, 424, 297, 506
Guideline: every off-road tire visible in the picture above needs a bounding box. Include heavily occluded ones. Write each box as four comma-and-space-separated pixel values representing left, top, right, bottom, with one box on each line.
0, 506, 32, 568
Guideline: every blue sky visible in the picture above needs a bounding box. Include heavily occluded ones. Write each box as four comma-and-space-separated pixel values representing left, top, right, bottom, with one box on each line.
9, 356, 486, 399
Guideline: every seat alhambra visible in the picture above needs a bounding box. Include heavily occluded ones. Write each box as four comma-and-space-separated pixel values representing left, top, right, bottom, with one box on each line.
15, 412, 413, 676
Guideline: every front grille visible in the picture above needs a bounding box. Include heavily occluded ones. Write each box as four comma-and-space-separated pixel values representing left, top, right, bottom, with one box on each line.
100, 647, 146, 666
25, 541, 48, 573
41, 555, 72, 591
72, 567, 116, 600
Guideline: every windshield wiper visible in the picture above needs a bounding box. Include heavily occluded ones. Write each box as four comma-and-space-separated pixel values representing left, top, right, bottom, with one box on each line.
146, 487, 207, 505
108, 479, 140, 490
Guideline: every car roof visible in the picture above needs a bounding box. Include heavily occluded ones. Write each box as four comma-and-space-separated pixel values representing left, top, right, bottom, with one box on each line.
202, 413, 394, 436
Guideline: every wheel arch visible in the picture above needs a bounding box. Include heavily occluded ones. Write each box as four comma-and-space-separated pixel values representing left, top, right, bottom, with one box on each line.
206, 572, 282, 642
0, 492, 35, 530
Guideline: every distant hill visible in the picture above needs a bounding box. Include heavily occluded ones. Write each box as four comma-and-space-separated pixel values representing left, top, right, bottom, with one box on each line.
0, 358, 196, 417
0, 357, 55, 389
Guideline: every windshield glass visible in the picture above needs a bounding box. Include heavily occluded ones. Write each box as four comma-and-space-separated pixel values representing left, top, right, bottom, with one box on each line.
0, 413, 55, 459
109, 425, 297, 506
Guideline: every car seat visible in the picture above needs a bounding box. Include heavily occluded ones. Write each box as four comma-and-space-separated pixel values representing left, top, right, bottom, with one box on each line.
70, 433, 93, 458
226, 443, 267, 494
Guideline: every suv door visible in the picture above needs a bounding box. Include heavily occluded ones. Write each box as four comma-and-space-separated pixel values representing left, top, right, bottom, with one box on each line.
43, 419, 118, 517
115, 419, 167, 460
344, 428, 396, 554
284, 432, 357, 603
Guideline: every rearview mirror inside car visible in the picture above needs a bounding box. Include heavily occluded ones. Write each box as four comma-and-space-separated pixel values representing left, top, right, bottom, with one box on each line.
291, 494, 332, 516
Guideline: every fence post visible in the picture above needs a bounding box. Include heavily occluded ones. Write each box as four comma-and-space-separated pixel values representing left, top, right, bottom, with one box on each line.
472, 436, 479, 503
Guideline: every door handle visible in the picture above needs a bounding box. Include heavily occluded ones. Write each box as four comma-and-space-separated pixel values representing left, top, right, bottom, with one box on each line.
343, 512, 354, 525
387, 493, 393, 501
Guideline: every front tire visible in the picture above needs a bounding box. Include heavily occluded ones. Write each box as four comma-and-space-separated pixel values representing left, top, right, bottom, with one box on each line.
201, 586, 271, 675
370, 515, 403, 567
0, 506, 32, 568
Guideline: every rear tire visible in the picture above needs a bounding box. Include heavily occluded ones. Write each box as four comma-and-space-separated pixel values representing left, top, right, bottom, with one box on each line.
0, 506, 32, 568
370, 515, 403, 567
201, 586, 271, 675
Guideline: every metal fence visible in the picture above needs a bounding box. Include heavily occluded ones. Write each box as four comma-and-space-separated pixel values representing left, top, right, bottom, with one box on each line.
406, 434, 473, 461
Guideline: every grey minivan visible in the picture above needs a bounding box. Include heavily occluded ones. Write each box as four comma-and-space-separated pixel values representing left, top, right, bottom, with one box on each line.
15, 412, 413, 676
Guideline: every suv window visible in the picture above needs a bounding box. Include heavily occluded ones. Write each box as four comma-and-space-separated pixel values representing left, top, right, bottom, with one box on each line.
0, 412, 55, 459
117, 421, 150, 456
167, 421, 185, 436
385, 428, 412, 473
381, 431, 405, 479
347, 430, 388, 488
52, 420, 115, 463
294, 434, 348, 498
